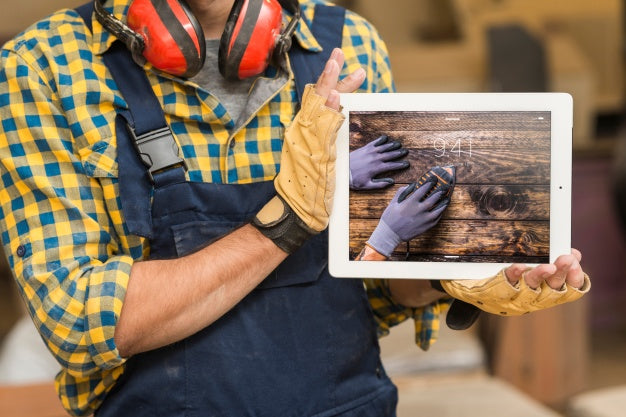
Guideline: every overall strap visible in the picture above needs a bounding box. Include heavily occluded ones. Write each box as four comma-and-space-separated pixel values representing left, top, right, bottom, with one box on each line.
106, 42, 187, 238
103, 43, 186, 181
75, 2, 186, 237
289, 4, 346, 102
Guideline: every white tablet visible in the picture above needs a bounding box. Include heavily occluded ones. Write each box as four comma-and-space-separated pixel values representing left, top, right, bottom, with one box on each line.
328, 92, 573, 280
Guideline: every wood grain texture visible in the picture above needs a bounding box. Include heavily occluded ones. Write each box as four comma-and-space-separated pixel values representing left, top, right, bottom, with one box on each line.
350, 219, 549, 257
350, 131, 550, 184
348, 110, 552, 263
349, 111, 551, 132
350, 185, 550, 220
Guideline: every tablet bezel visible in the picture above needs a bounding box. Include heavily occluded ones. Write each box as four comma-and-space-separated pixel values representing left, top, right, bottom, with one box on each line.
328, 92, 573, 280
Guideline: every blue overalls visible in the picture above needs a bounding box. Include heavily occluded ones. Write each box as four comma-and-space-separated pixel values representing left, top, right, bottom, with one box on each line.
77, 3, 398, 416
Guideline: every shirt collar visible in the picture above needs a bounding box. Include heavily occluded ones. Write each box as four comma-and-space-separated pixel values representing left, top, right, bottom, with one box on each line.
90, 0, 322, 56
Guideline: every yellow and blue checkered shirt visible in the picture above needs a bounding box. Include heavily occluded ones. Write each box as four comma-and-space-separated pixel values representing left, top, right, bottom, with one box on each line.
0, 0, 449, 415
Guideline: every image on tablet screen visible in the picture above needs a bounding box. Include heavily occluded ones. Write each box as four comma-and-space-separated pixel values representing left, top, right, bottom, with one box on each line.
348, 110, 551, 264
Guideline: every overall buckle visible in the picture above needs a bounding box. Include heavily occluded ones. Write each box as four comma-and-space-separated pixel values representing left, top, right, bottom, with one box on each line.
126, 124, 187, 182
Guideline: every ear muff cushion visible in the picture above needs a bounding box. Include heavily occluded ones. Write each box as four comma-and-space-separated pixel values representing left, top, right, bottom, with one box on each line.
128, 0, 206, 77
219, 0, 283, 80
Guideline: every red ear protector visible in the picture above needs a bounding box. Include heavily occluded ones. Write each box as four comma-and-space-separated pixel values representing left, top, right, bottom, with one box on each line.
219, 0, 299, 80
94, 0, 300, 79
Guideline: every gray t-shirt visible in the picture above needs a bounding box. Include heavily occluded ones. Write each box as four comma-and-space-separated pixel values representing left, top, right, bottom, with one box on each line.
190, 39, 255, 125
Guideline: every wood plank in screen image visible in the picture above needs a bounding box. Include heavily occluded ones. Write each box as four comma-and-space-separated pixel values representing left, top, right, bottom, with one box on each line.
348, 111, 551, 264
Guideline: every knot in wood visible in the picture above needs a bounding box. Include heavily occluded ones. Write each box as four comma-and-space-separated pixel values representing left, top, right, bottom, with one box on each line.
475, 185, 523, 217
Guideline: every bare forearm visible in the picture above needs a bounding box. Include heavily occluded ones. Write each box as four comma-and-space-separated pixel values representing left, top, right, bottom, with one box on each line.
114, 224, 287, 357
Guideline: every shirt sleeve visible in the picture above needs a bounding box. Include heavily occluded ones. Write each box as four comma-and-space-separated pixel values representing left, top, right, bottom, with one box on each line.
342, 9, 397, 94
364, 278, 453, 350
0, 45, 131, 377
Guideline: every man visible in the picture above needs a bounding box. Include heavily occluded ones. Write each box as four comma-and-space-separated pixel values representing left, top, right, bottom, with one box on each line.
0, 0, 588, 416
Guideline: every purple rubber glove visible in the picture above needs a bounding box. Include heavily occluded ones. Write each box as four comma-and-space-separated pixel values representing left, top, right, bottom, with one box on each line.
367, 181, 450, 257
350, 135, 410, 190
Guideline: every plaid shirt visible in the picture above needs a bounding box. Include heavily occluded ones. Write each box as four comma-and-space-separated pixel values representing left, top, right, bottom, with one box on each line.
0, 0, 449, 415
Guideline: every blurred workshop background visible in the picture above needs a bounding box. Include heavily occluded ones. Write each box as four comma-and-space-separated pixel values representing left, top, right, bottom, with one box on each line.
1, 0, 626, 416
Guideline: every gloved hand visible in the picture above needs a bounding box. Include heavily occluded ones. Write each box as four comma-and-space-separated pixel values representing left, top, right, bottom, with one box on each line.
253, 84, 344, 253
350, 135, 409, 190
273, 83, 343, 232
252, 48, 366, 254
440, 268, 590, 317
434, 250, 591, 329
367, 181, 450, 257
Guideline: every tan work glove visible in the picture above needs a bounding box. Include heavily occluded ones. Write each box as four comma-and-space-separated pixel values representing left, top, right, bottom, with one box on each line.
253, 48, 365, 253
440, 269, 591, 316
274, 83, 344, 231
252, 84, 344, 253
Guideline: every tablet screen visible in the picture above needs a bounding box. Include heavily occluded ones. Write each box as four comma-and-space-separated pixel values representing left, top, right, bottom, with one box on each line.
329, 93, 572, 280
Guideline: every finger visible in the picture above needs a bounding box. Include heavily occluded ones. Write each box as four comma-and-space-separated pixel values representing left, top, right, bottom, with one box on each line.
504, 263, 528, 285
377, 140, 402, 153
431, 195, 451, 210
380, 148, 408, 162
411, 179, 437, 201
397, 183, 416, 203
545, 264, 568, 289
332, 47, 345, 73
316, 59, 340, 98
325, 89, 340, 111
554, 254, 584, 289
565, 261, 585, 289
524, 263, 558, 289
422, 216, 442, 231
376, 160, 410, 173
315, 51, 341, 99
422, 190, 444, 208
429, 198, 449, 216
336, 67, 366, 93
571, 248, 582, 262
373, 135, 389, 146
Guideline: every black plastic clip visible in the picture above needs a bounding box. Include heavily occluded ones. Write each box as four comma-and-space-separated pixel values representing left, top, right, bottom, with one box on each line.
126, 125, 187, 182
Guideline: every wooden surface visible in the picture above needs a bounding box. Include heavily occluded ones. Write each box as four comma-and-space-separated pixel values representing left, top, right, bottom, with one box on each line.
349, 110, 551, 263
0, 383, 69, 417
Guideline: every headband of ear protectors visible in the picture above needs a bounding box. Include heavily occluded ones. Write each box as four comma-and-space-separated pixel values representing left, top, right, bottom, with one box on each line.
94, 0, 300, 79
